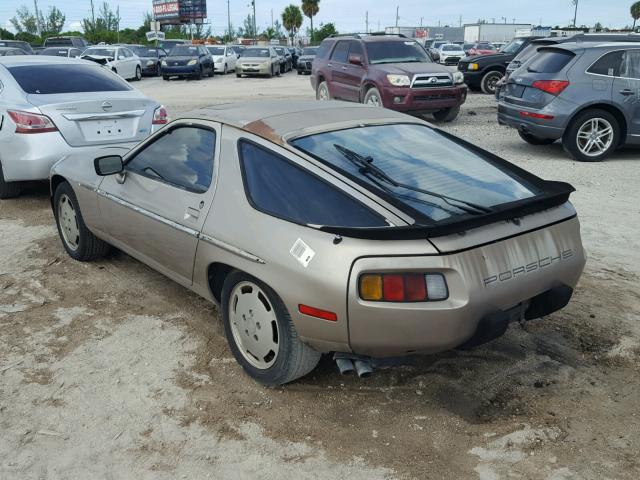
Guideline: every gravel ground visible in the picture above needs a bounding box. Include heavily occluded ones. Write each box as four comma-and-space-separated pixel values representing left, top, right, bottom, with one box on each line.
0, 71, 639, 480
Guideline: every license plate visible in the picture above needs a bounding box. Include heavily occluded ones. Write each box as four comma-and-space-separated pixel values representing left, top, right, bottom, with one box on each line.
79, 119, 131, 141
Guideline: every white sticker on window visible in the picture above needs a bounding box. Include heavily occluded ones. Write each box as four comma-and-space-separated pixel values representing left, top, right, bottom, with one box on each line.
290, 238, 315, 268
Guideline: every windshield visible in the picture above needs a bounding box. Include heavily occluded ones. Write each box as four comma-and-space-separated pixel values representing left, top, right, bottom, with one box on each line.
242, 48, 270, 58
500, 39, 525, 54
366, 41, 430, 65
84, 48, 115, 57
302, 47, 318, 55
207, 46, 225, 55
441, 45, 462, 51
291, 124, 539, 223
170, 46, 199, 56
132, 47, 158, 57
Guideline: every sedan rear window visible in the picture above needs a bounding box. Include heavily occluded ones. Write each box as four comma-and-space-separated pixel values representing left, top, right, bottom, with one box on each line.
7, 64, 131, 94
527, 49, 574, 73
291, 124, 540, 224
240, 141, 387, 228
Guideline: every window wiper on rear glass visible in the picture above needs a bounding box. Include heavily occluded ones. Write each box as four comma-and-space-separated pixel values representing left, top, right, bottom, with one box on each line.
333, 144, 493, 215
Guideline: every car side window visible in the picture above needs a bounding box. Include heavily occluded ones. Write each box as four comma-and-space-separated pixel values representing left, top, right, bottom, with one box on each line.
588, 50, 624, 77
239, 141, 387, 227
126, 127, 216, 194
621, 50, 640, 80
330, 41, 350, 63
349, 41, 364, 58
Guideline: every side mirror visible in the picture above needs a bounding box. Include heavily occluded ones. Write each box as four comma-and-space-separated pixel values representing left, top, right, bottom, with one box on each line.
348, 54, 363, 66
94, 155, 124, 176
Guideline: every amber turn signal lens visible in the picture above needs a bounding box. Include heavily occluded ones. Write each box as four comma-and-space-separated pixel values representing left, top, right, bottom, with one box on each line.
359, 274, 383, 301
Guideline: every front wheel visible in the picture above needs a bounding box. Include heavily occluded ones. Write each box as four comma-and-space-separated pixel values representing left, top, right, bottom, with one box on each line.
518, 131, 556, 145
562, 109, 620, 162
54, 182, 109, 261
0, 163, 22, 199
433, 106, 460, 122
221, 271, 321, 386
363, 87, 383, 107
481, 70, 503, 95
316, 81, 330, 100
134, 66, 142, 81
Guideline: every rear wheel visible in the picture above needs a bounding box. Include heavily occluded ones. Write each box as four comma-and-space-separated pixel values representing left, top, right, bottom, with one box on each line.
363, 87, 383, 107
53, 181, 109, 261
134, 65, 142, 81
481, 70, 503, 95
163, 75, 169, 81
433, 106, 460, 122
267, 66, 273, 78
518, 131, 556, 145
221, 270, 321, 386
562, 109, 620, 162
236, 73, 241, 78
316, 81, 330, 100
0, 163, 22, 199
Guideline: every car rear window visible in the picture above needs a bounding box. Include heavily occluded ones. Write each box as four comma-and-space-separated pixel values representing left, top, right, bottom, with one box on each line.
45, 38, 72, 46
40, 48, 69, 57
240, 141, 387, 228
526, 49, 574, 73
7, 64, 132, 94
302, 47, 318, 55
366, 41, 430, 64
291, 124, 540, 224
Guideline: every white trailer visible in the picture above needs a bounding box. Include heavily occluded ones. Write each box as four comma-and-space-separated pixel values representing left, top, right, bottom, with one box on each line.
464, 23, 532, 43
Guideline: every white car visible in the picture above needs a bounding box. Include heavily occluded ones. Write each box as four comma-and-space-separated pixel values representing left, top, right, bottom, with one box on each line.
438, 44, 466, 66
81, 45, 142, 81
206, 45, 237, 74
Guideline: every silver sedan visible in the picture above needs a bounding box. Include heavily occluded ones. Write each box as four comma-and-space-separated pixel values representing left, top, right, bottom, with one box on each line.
50, 101, 586, 386
0, 56, 167, 198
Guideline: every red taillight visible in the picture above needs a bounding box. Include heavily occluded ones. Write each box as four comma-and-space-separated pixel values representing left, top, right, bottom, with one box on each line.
383, 275, 405, 301
532, 80, 569, 96
404, 274, 427, 301
8, 110, 58, 134
153, 106, 168, 125
298, 304, 338, 322
519, 111, 555, 120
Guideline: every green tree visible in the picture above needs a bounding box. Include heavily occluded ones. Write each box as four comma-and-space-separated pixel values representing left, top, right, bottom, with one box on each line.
10, 5, 40, 35
0, 28, 15, 39
301, 0, 320, 43
632, 1, 640, 30
237, 14, 256, 38
313, 22, 337, 43
44, 6, 65, 35
282, 5, 303, 42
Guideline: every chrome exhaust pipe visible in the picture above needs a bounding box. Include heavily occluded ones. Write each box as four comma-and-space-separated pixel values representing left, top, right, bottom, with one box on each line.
354, 359, 373, 378
335, 358, 355, 375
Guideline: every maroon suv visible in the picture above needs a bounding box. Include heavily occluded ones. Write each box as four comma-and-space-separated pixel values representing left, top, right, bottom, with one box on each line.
311, 34, 468, 122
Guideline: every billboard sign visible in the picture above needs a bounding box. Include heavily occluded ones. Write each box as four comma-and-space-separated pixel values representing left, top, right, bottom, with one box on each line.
153, 0, 207, 24
153, 0, 180, 21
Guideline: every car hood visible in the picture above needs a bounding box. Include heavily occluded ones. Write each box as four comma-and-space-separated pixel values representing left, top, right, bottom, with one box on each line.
372, 62, 453, 75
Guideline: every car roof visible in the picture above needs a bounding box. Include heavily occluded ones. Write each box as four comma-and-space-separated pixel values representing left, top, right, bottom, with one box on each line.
184, 101, 418, 145
547, 41, 640, 52
0, 56, 94, 67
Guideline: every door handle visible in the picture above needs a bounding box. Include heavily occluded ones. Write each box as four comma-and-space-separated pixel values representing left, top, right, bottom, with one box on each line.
619, 89, 635, 96
184, 207, 200, 220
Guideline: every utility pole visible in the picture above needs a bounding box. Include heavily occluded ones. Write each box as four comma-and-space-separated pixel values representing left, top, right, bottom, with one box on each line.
89, 0, 96, 41
459, 15, 462, 27
116, 5, 120, 43
271, 9, 273, 28
366, 11, 369, 34
572, 0, 579, 27
33, 0, 41, 37
252, 0, 257, 45
227, 0, 232, 42
395, 6, 399, 27
420, 17, 423, 28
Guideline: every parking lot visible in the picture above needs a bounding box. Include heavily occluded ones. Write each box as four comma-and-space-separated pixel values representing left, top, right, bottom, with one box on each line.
1, 70, 639, 479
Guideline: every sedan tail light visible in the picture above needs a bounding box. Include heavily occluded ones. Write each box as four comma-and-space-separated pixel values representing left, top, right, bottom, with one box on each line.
152, 105, 169, 125
532, 80, 569, 96
359, 273, 448, 302
8, 110, 58, 134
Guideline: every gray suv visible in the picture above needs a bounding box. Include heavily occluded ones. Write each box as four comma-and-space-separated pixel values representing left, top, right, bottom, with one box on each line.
498, 42, 640, 161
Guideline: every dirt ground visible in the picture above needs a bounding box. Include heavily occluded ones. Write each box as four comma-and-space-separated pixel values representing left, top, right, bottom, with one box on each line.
1, 72, 639, 480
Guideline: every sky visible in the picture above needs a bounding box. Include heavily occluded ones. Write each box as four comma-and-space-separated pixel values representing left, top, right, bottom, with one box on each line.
0, 0, 634, 36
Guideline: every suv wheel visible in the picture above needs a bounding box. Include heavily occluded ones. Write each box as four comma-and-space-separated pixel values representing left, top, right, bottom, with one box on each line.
316, 81, 330, 100
518, 131, 556, 145
221, 270, 321, 386
433, 106, 460, 122
363, 87, 383, 107
562, 109, 620, 162
481, 71, 503, 95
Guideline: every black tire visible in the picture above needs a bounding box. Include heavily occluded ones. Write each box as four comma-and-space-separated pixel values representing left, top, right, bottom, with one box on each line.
236, 73, 241, 78
481, 70, 503, 95
223, 64, 228, 75
208, 66, 215, 77
562, 109, 621, 162
518, 130, 556, 145
195, 67, 202, 80
316, 80, 330, 100
267, 66, 273, 78
221, 270, 321, 386
134, 66, 142, 81
0, 163, 22, 199
163, 75, 170, 81
156, 63, 162, 76
53, 181, 109, 261
297, 70, 302, 75
363, 87, 383, 107
433, 106, 460, 123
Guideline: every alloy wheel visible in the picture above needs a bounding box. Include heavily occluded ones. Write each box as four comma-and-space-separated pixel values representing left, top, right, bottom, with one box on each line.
317, 84, 329, 100
576, 118, 614, 158
366, 93, 381, 106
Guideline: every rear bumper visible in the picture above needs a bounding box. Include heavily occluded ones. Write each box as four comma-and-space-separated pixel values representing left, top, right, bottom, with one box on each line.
497, 101, 566, 140
381, 85, 468, 113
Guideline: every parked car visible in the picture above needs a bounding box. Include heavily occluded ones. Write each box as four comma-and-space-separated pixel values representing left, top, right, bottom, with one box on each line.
463, 42, 475, 55
129, 45, 167, 76
231, 44, 247, 57
162, 45, 214, 80
0, 47, 28, 56
296, 46, 318, 75
429, 40, 448, 62
438, 43, 466, 65
81, 45, 143, 81
0, 40, 34, 54
458, 36, 542, 94
43, 36, 89, 49
288, 47, 301, 68
498, 42, 640, 162
312, 34, 467, 122
49, 100, 585, 385
236, 47, 281, 78
206, 45, 237, 74
467, 42, 498, 56
274, 46, 292, 73
0, 56, 167, 198
39, 47, 83, 58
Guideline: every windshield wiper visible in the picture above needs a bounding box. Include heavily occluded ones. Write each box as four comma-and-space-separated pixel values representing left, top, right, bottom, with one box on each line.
333, 144, 492, 215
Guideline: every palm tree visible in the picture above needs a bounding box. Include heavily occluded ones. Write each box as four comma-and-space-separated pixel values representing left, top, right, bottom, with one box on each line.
282, 5, 303, 43
302, 0, 320, 43
632, 1, 640, 30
